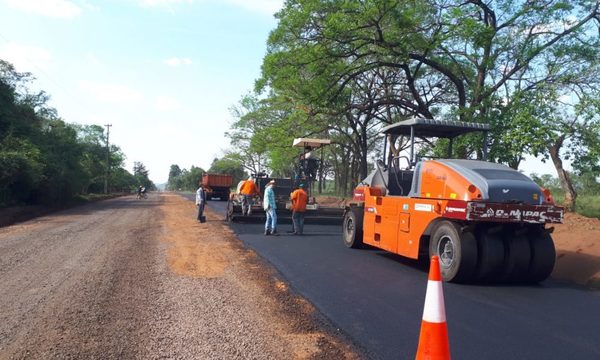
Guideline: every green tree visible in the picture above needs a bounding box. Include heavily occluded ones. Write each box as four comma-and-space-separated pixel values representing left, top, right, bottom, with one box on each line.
166, 164, 205, 191
0, 61, 45, 204
167, 164, 183, 191
182, 166, 205, 190
209, 155, 247, 185
133, 161, 155, 190
227, 94, 275, 174
110, 167, 137, 192
1, 58, 139, 205
256, 0, 600, 205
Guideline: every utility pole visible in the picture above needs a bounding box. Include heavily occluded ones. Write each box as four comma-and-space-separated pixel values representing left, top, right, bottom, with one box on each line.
104, 124, 112, 194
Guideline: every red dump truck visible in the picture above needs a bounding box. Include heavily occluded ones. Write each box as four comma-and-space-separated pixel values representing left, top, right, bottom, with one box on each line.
202, 173, 233, 201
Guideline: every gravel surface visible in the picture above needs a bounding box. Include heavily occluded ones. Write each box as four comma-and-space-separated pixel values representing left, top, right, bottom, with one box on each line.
0, 193, 363, 359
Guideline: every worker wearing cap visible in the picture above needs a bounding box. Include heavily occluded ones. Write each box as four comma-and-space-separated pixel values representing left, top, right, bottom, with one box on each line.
290, 183, 308, 235
239, 176, 260, 216
263, 179, 278, 236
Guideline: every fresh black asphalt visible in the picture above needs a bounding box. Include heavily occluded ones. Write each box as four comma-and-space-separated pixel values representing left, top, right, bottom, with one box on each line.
184, 195, 600, 359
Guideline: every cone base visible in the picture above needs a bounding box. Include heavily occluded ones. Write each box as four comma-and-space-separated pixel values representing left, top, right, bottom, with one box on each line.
415, 320, 450, 360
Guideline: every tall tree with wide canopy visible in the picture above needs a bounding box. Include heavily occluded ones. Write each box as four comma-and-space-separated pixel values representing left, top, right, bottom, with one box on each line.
133, 161, 155, 190
257, 0, 600, 207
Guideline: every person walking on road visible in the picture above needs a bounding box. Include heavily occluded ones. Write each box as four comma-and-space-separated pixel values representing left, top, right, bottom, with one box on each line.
263, 179, 278, 236
290, 183, 308, 235
196, 181, 207, 223
239, 176, 260, 216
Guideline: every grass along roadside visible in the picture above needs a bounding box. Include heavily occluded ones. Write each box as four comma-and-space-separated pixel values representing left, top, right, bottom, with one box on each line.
550, 193, 600, 218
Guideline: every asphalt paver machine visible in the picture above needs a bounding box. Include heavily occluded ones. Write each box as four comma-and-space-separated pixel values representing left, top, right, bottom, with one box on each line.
226, 138, 344, 224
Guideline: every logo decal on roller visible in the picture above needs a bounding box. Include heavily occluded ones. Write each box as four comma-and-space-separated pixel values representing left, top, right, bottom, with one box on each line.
415, 203, 432, 212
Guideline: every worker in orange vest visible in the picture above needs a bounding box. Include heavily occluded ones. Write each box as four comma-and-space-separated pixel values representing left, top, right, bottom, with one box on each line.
239, 176, 260, 216
290, 183, 308, 235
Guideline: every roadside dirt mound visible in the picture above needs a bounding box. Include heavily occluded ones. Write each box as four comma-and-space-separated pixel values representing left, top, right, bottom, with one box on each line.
552, 213, 600, 289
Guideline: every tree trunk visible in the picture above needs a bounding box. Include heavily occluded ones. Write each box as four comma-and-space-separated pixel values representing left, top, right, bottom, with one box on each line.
317, 147, 325, 194
507, 156, 522, 170
359, 127, 369, 180
548, 142, 577, 211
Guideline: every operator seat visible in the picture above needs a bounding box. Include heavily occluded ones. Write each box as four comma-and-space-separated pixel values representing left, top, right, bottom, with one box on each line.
387, 169, 414, 196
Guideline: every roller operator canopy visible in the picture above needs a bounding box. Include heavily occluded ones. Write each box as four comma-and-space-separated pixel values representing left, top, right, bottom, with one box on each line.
292, 138, 331, 149
381, 118, 490, 139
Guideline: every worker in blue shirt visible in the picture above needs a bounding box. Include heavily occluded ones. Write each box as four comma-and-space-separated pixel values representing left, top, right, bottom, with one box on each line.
262, 179, 279, 235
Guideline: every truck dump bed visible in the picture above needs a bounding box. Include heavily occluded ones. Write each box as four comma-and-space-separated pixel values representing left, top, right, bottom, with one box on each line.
203, 174, 233, 201
203, 174, 233, 188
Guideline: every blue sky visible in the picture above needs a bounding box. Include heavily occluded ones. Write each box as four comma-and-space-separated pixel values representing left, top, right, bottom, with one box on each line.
0, 0, 562, 183
0, 0, 282, 183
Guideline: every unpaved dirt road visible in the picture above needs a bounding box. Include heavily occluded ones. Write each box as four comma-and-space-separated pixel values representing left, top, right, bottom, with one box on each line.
0, 193, 362, 359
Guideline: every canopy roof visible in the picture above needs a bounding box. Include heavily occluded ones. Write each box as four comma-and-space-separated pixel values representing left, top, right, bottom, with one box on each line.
381, 118, 490, 138
292, 138, 331, 149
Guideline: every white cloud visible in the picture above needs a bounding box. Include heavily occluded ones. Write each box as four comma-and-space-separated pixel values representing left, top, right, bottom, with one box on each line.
5, 0, 82, 18
79, 80, 143, 104
0, 42, 52, 71
155, 96, 181, 111
164, 57, 193, 66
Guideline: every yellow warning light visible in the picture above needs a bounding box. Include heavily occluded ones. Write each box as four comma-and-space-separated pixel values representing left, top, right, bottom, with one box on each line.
450, 193, 457, 199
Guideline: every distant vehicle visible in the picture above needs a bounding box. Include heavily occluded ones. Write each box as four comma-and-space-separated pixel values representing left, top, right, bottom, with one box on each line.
202, 173, 233, 201
136, 186, 147, 199
343, 118, 564, 283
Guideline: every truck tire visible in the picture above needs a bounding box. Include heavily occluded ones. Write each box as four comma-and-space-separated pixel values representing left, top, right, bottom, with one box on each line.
525, 230, 556, 283
499, 233, 531, 282
476, 230, 505, 282
343, 206, 364, 249
429, 221, 478, 282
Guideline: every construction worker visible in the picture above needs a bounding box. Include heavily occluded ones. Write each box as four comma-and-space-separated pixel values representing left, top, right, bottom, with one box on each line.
239, 176, 260, 216
263, 179, 278, 236
195, 181, 207, 223
290, 183, 308, 235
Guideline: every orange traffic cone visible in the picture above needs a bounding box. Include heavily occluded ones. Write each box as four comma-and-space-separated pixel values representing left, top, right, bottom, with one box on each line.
415, 255, 451, 360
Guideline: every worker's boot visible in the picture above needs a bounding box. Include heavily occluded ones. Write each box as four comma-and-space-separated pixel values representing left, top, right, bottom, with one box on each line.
264, 229, 270, 236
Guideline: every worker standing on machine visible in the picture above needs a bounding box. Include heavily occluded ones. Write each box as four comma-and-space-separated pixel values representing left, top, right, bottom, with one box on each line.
239, 176, 260, 216
290, 183, 308, 235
